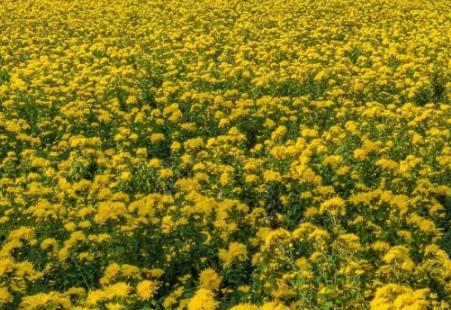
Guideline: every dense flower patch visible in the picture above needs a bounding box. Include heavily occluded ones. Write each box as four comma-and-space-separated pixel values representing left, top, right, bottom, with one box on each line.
0, 0, 450, 309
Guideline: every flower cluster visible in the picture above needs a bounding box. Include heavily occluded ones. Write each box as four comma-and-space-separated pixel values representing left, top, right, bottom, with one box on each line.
0, 0, 450, 309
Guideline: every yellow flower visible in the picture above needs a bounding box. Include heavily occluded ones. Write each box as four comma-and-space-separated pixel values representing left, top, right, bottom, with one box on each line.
218, 242, 247, 268
323, 155, 342, 168
125, 95, 138, 105
261, 302, 290, 310
148, 158, 162, 168
219, 173, 230, 186
199, 268, 222, 291
336, 233, 361, 251
150, 133, 165, 143
40, 238, 57, 250
104, 282, 130, 299
230, 304, 259, 310
319, 197, 346, 217
136, 280, 158, 301
0, 287, 13, 304
159, 168, 173, 179
188, 289, 218, 310
376, 158, 399, 171
119, 171, 131, 181
353, 148, 368, 161
271, 125, 287, 140
263, 170, 282, 183
106, 303, 124, 310
170, 141, 182, 152
245, 174, 258, 184
161, 215, 174, 234
0, 0, 450, 308
238, 285, 250, 293
370, 284, 430, 310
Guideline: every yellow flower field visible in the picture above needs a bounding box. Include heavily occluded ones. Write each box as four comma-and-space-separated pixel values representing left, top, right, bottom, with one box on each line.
0, 0, 450, 309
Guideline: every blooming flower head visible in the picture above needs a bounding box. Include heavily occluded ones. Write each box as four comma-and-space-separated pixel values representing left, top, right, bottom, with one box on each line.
199, 268, 222, 291
188, 289, 218, 310
136, 280, 158, 301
